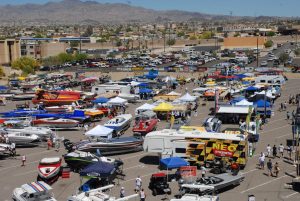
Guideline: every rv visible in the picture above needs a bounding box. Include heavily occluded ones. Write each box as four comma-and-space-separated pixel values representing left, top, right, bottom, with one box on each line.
91, 84, 131, 95
143, 129, 248, 168
255, 75, 285, 85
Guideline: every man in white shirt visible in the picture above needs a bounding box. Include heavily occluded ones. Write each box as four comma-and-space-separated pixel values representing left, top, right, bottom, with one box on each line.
135, 176, 142, 192
279, 144, 284, 158
266, 144, 271, 158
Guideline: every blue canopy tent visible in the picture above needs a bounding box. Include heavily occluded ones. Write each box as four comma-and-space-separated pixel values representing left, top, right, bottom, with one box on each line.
160, 157, 189, 169
242, 81, 250, 85
93, 97, 109, 104
139, 88, 153, 94
0, 86, 8, 91
254, 99, 271, 108
80, 161, 116, 178
245, 86, 259, 91
138, 83, 148, 87
230, 96, 245, 105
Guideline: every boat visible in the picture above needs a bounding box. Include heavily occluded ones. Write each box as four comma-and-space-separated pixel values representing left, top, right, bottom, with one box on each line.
67, 184, 138, 201
7, 132, 40, 146
63, 150, 123, 172
38, 157, 62, 184
64, 137, 143, 155
44, 105, 71, 113
171, 194, 219, 201
32, 90, 80, 106
133, 119, 158, 136
32, 118, 79, 129
179, 173, 244, 194
3, 120, 54, 141
12, 93, 36, 101
12, 181, 57, 201
104, 114, 132, 135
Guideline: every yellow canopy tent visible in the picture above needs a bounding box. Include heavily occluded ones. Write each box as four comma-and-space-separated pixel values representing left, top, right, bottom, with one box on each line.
153, 102, 174, 112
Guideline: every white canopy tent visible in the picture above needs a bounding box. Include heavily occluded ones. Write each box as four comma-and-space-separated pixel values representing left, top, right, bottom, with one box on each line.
255, 90, 275, 99
85, 125, 114, 139
235, 99, 253, 106
177, 93, 197, 102
107, 97, 128, 105
135, 103, 155, 114
167, 91, 181, 96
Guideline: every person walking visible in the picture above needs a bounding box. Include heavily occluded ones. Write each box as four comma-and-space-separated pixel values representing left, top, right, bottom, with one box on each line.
274, 162, 280, 177
21, 155, 26, 167
135, 176, 142, 192
140, 188, 146, 201
201, 166, 207, 178
287, 145, 292, 160
267, 159, 273, 176
259, 152, 265, 170
55, 139, 60, 152
286, 111, 290, 120
120, 187, 125, 198
84, 124, 89, 132
272, 145, 277, 158
266, 144, 271, 158
279, 144, 284, 158
47, 138, 52, 150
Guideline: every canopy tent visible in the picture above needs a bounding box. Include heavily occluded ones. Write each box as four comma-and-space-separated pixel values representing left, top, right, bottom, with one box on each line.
254, 99, 271, 108
80, 161, 116, 178
107, 97, 128, 105
171, 104, 187, 111
230, 96, 245, 105
130, 81, 141, 86
153, 102, 174, 112
160, 157, 189, 169
167, 91, 181, 96
245, 86, 259, 91
217, 105, 253, 114
0, 86, 8, 91
93, 97, 109, 104
139, 88, 153, 94
177, 93, 197, 102
235, 99, 253, 106
255, 91, 275, 99
85, 125, 114, 139
135, 103, 155, 113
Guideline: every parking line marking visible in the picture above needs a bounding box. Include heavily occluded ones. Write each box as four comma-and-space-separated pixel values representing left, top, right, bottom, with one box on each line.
241, 168, 258, 175
284, 192, 299, 199
240, 171, 296, 194
275, 133, 292, 139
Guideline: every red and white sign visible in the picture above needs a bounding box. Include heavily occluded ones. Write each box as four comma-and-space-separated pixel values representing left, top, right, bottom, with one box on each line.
213, 149, 233, 157
179, 166, 197, 177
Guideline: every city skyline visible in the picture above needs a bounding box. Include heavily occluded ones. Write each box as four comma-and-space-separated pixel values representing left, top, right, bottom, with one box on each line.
1, 0, 299, 17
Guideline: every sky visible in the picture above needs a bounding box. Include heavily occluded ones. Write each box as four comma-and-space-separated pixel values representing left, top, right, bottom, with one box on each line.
1, 0, 299, 17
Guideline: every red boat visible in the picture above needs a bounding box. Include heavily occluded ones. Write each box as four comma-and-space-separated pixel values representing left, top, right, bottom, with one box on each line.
38, 157, 62, 184
133, 119, 158, 136
32, 90, 80, 106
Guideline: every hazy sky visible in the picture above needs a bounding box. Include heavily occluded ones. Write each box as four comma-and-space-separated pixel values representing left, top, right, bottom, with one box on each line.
1, 0, 299, 17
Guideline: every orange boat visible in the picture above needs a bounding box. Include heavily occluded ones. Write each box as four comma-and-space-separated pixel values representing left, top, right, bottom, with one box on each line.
203, 90, 215, 100
32, 90, 80, 106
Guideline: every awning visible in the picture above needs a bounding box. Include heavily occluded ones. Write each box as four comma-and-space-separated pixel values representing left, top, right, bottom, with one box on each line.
217, 106, 253, 114
160, 157, 189, 169
85, 125, 114, 139
153, 102, 174, 112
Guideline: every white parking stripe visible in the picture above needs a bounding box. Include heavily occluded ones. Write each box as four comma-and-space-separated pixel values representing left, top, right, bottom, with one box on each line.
284, 192, 299, 199
241, 168, 258, 175
0, 160, 40, 172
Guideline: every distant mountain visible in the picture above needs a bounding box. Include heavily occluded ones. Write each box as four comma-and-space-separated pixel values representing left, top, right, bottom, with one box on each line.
0, 0, 279, 25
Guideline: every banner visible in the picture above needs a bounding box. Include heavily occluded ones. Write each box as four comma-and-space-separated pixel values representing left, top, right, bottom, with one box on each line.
179, 166, 197, 177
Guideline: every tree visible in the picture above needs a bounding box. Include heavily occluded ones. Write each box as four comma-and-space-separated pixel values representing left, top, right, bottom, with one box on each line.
115, 40, 122, 47
82, 25, 93, 37
11, 57, 39, 75
166, 39, 176, 46
42, 56, 60, 66
70, 41, 79, 48
234, 32, 241, 37
266, 31, 276, 37
264, 40, 273, 48
201, 31, 214, 39
189, 35, 197, 40
294, 48, 300, 56
97, 38, 107, 43
0, 66, 5, 77
279, 53, 289, 63
34, 33, 45, 38
177, 31, 185, 37
57, 53, 74, 64
74, 53, 88, 61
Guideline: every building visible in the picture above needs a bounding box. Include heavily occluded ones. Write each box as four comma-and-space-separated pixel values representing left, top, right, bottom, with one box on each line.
222, 37, 267, 50
0, 39, 21, 66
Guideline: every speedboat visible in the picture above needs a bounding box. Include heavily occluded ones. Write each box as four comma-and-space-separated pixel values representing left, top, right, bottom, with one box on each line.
104, 114, 132, 135
63, 150, 123, 172
132, 119, 158, 136
64, 137, 143, 156
32, 118, 79, 129
12, 93, 36, 101
12, 181, 57, 201
7, 132, 40, 146
170, 194, 219, 201
38, 157, 62, 184
44, 105, 71, 113
67, 184, 138, 201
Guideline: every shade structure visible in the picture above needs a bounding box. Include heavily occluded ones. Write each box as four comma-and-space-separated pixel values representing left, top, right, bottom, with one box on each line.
80, 161, 116, 178
135, 103, 155, 112
93, 97, 109, 104
139, 88, 153, 94
230, 96, 245, 104
254, 99, 271, 108
107, 97, 128, 105
153, 102, 174, 112
160, 157, 189, 169
178, 93, 197, 102
167, 91, 181, 96
245, 86, 259, 91
85, 125, 114, 139
235, 99, 253, 106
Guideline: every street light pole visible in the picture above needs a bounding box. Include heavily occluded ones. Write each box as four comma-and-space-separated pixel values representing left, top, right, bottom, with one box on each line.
256, 37, 259, 68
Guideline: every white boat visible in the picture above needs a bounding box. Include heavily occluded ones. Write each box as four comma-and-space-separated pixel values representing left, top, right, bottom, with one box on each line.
12, 93, 36, 101
67, 184, 138, 201
170, 194, 219, 201
12, 181, 57, 201
7, 132, 40, 146
38, 157, 62, 184
104, 114, 132, 135
0, 143, 11, 156
32, 118, 79, 129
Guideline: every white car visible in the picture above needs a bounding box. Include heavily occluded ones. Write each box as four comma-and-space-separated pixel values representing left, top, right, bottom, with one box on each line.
260, 61, 268, 67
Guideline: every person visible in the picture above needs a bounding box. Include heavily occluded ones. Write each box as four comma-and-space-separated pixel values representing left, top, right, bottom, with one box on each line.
10, 142, 16, 156
135, 176, 142, 192
120, 187, 125, 198
272, 145, 277, 158
259, 152, 265, 170
140, 188, 146, 201
55, 139, 60, 152
287, 145, 292, 160
21, 155, 26, 167
267, 159, 273, 176
274, 162, 280, 177
47, 138, 52, 150
84, 124, 89, 132
266, 144, 271, 158
286, 111, 290, 120
201, 166, 207, 178
279, 144, 284, 158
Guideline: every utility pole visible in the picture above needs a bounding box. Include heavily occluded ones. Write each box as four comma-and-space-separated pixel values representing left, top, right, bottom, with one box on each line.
256, 37, 259, 68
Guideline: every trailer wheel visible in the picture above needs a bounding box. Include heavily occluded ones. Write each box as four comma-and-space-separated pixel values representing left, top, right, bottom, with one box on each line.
205, 162, 211, 168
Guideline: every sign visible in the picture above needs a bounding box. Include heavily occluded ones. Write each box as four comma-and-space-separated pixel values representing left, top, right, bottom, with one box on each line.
179, 166, 197, 177
212, 143, 236, 157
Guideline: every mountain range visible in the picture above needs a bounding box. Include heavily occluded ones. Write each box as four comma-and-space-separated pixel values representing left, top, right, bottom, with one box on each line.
0, 0, 280, 25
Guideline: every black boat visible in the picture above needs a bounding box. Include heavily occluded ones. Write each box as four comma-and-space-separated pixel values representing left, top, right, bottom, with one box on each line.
63, 150, 123, 172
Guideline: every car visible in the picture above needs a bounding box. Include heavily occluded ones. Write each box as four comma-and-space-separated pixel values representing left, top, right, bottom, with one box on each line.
260, 61, 268, 67
267, 56, 275, 61
148, 172, 172, 196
